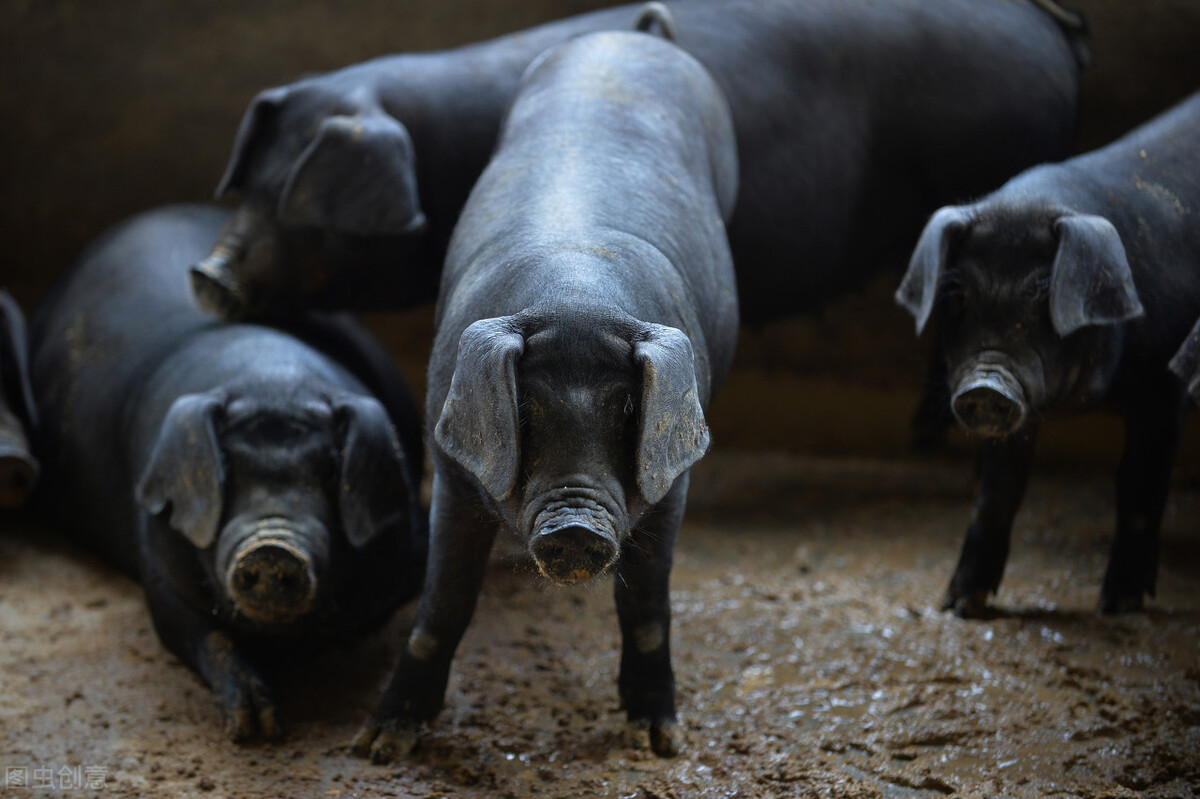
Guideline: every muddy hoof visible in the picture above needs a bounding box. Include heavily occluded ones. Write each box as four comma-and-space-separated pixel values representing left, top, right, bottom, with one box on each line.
623, 719, 683, 757
941, 588, 989, 618
351, 718, 419, 764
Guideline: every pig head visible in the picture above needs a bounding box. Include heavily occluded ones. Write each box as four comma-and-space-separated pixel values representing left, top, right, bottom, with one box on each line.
896, 204, 1144, 437
191, 83, 428, 320
433, 310, 710, 583
0, 291, 38, 507
135, 378, 413, 632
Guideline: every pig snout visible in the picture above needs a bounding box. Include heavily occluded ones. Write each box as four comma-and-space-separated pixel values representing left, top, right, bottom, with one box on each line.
951, 359, 1028, 438
218, 519, 328, 624
190, 251, 247, 321
529, 502, 620, 585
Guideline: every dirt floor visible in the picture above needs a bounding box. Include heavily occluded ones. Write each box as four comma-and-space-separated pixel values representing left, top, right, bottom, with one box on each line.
1, 450, 1198, 798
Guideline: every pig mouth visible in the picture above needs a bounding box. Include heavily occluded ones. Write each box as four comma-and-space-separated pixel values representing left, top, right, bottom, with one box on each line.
951, 360, 1029, 438
528, 500, 621, 585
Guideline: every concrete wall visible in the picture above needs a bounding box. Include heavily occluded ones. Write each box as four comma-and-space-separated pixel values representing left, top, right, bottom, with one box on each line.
3, 0, 1198, 470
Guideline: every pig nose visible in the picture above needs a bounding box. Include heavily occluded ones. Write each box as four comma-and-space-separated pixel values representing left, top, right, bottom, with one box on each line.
190, 255, 247, 321
952, 365, 1027, 438
530, 523, 619, 585
226, 536, 316, 623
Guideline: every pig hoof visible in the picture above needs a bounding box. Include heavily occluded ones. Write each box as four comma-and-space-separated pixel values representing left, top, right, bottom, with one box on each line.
941, 588, 989, 618
257, 706, 283, 741
350, 719, 419, 763
622, 719, 683, 757
650, 721, 684, 757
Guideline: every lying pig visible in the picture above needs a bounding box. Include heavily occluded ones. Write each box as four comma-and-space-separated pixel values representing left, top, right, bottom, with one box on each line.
0, 291, 38, 507
1169, 318, 1200, 404
29, 205, 426, 740
896, 91, 1200, 616
192, 0, 1083, 323
350, 21, 739, 763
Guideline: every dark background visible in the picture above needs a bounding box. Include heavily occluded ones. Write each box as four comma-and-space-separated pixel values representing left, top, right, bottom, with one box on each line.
3, 0, 1199, 469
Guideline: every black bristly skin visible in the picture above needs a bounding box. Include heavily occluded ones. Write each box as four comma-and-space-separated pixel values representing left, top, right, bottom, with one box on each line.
896, 92, 1200, 617
351, 31, 739, 763
28, 205, 426, 742
195, 0, 1083, 327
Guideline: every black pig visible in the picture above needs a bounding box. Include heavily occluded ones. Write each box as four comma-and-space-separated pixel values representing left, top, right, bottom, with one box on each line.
0, 291, 38, 507
192, 0, 1083, 324
29, 206, 426, 739
350, 23, 738, 763
896, 92, 1200, 616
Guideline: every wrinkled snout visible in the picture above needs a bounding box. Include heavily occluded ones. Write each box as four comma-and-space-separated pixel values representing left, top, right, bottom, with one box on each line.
190, 251, 248, 321
529, 507, 620, 585
951, 362, 1027, 438
223, 528, 320, 624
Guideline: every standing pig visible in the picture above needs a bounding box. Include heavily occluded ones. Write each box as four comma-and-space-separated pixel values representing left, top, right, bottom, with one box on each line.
0, 291, 38, 507
192, 0, 1083, 324
29, 205, 426, 740
895, 92, 1200, 617
350, 21, 738, 763
1169, 319, 1200, 404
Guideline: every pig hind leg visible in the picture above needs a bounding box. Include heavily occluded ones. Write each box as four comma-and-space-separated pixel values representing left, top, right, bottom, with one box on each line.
615, 474, 687, 757
943, 428, 1039, 617
1100, 389, 1187, 614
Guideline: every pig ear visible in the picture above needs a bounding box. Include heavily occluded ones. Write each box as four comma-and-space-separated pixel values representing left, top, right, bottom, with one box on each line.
0, 291, 37, 430
277, 114, 427, 237
216, 87, 288, 198
1168, 317, 1200, 403
135, 392, 226, 549
634, 324, 710, 505
434, 317, 524, 501
896, 206, 973, 336
1049, 214, 1144, 337
334, 394, 413, 548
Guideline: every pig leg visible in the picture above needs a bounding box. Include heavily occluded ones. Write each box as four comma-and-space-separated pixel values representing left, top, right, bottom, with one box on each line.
142, 568, 282, 741
942, 427, 1039, 617
352, 470, 497, 763
615, 474, 686, 757
1100, 390, 1187, 614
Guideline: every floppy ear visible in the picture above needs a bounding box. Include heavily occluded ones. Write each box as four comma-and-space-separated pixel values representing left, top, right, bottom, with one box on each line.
896, 206, 973, 336
0, 291, 36, 429
277, 114, 427, 237
633, 324, 710, 505
334, 394, 413, 548
216, 87, 288, 198
135, 392, 226, 549
434, 317, 524, 501
1049, 213, 1144, 337
1169, 317, 1200, 403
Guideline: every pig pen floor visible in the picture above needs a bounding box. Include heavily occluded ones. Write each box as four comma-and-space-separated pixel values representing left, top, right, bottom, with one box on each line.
2, 450, 1198, 799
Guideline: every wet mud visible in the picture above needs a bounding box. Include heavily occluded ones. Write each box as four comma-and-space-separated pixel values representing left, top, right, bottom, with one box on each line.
1, 450, 1198, 797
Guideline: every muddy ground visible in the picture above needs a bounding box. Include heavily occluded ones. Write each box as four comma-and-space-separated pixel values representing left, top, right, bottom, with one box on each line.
1, 450, 1198, 798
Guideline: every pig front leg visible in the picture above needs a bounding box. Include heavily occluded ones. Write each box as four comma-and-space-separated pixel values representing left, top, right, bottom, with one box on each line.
352, 469, 497, 763
943, 427, 1039, 617
141, 567, 282, 741
1100, 389, 1187, 614
616, 474, 687, 757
